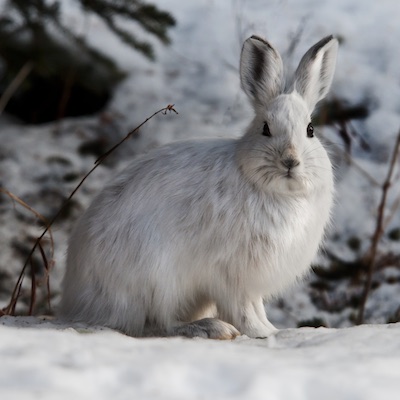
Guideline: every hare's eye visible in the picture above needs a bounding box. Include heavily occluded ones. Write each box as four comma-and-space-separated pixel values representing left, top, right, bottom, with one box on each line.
307, 123, 314, 138
262, 122, 271, 137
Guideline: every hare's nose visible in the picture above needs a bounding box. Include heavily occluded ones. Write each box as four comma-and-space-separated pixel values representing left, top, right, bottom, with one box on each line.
281, 157, 300, 170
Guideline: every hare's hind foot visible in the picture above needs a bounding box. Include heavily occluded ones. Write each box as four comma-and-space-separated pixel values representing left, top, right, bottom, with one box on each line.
170, 318, 240, 340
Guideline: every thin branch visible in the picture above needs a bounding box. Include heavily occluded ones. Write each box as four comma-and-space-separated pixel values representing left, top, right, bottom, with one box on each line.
325, 138, 380, 187
0, 62, 33, 115
28, 258, 36, 316
0, 188, 55, 315
0, 188, 55, 258
2, 104, 178, 315
382, 169, 400, 231
383, 193, 400, 231
356, 129, 400, 324
37, 241, 52, 314
95, 104, 178, 165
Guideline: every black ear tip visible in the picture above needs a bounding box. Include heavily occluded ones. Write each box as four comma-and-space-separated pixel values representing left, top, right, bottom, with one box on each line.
250, 35, 264, 41
249, 35, 272, 48
319, 35, 336, 47
306, 35, 338, 60
322, 35, 340, 47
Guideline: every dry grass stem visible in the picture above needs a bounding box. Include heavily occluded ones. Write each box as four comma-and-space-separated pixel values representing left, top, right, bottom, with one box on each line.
0, 62, 33, 115
356, 128, 400, 324
0, 188, 55, 315
1, 104, 178, 316
326, 138, 380, 187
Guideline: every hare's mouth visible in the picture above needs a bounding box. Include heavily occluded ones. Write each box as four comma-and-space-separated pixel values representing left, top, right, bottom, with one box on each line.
279, 171, 306, 193
283, 169, 297, 180
284, 171, 294, 179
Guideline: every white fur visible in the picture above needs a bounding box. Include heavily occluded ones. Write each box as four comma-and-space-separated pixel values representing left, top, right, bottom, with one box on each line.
60, 35, 338, 339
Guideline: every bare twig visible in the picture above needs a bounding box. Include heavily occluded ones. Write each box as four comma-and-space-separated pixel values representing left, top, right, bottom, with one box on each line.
0, 62, 33, 115
37, 240, 53, 313
383, 194, 400, 231
28, 257, 36, 316
0, 188, 55, 315
356, 129, 400, 324
2, 104, 178, 315
95, 104, 178, 165
325, 138, 380, 187
0, 188, 55, 258
383, 169, 400, 231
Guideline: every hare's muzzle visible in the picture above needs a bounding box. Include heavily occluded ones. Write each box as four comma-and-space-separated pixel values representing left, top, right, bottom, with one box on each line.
281, 146, 300, 171
281, 156, 300, 170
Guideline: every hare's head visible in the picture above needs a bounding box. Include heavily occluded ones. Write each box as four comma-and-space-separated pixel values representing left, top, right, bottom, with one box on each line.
237, 35, 338, 195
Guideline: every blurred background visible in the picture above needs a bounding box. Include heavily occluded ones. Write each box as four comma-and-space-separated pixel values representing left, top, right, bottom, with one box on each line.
0, 0, 399, 328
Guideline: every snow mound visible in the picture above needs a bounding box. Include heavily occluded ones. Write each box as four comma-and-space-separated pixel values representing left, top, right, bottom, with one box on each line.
1, 317, 399, 400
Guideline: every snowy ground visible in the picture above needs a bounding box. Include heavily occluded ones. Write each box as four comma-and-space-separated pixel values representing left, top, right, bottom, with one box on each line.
1, 0, 400, 398
1, 317, 400, 400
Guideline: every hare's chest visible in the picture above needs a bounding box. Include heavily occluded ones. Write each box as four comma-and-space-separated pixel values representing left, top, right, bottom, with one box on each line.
248, 197, 328, 294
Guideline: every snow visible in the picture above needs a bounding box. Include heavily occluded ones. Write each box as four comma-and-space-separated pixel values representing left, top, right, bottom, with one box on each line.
1, 317, 400, 400
1, 0, 400, 398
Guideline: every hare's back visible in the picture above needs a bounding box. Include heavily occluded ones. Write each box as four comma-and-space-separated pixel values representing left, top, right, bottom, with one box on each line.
84, 138, 239, 230
108, 138, 237, 200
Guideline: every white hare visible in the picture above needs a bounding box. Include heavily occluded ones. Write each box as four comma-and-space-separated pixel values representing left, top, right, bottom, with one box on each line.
60, 35, 338, 339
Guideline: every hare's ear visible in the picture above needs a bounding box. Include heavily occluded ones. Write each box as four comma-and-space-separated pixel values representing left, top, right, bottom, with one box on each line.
240, 35, 283, 108
293, 35, 338, 112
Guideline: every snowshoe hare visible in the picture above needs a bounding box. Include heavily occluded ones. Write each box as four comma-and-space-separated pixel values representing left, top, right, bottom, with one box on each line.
60, 35, 338, 339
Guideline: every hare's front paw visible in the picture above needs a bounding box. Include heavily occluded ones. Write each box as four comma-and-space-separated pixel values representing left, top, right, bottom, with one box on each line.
221, 300, 278, 338
240, 324, 278, 339
241, 314, 278, 339
170, 318, 240, 340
